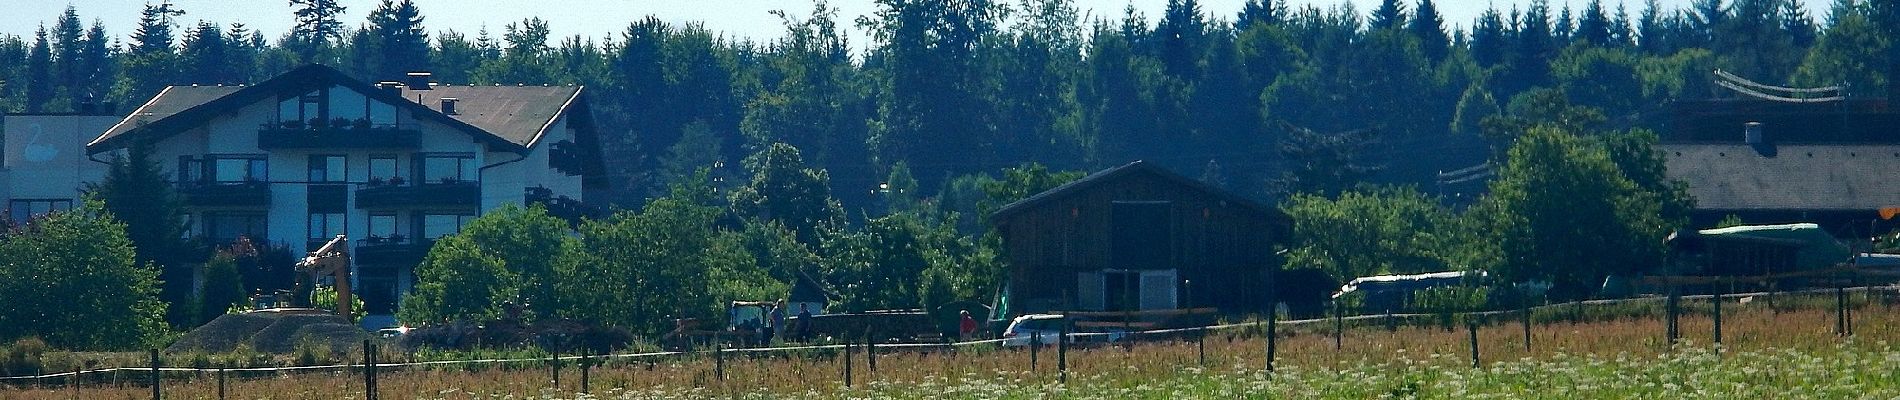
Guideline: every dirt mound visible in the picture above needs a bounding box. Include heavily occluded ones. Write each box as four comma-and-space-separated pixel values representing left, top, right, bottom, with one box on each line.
168, 309, 377, 354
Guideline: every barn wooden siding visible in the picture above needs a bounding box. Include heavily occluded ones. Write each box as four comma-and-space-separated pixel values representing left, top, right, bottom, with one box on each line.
993, 163, 1284, 314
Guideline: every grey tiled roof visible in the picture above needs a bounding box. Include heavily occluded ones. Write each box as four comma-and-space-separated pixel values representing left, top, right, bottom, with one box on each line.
90, 64, 583, 152
1663, 144, 1900, 210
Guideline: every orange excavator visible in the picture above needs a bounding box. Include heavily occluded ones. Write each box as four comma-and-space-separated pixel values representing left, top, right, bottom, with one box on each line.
297, 234, 354, 318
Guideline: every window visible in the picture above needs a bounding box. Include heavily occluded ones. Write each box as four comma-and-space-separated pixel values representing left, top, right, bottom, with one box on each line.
368, 213, 398, 239
418, 213, 475, 239
206, 213, 267, 243
178, 157, 204, 183
8, 199, 72, 224
369, 156, 399, 181
276, 92, 323, 123
329, 87, 368, 121
211, 155, 267, 183
308, 212, 345, 241
309, 155, 346, 182
419, 154, 477, 184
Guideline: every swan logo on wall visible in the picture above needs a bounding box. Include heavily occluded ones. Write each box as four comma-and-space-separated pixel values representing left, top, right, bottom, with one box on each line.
23, 123, 59, 163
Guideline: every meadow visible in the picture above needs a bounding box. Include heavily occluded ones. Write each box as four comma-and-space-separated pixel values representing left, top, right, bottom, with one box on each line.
5, 291, 1898, 399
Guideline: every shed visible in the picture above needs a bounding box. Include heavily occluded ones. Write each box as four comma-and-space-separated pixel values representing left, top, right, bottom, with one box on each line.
990, 161, 1288, 315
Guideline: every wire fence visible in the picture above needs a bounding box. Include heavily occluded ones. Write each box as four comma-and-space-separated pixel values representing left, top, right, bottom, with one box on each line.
1, 284, 1895, 398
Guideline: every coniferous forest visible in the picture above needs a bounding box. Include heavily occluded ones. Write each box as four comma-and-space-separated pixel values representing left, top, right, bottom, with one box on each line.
2, 0, 1899, 347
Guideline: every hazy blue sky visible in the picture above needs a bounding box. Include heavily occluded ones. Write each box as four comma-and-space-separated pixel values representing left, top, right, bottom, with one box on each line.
2, 0, 1832, 52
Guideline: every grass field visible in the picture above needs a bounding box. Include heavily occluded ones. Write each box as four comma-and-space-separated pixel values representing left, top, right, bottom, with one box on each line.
5, 292, 1899, 399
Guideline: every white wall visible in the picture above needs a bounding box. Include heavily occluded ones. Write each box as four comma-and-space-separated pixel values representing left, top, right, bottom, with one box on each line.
2, 114, 121, 203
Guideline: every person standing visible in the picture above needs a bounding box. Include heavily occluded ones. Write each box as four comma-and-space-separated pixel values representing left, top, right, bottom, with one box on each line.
797, 304, 814, 341
958, 310, 979, 340
764, 300, 785, 345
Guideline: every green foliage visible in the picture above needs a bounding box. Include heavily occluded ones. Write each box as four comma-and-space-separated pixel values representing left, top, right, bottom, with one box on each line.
86, 142, 197, 328
309, 285, 365, 322
1281, 187, 1459, 281
198, 250, 247, 325
400, 204, 576, 324
560, 173, 782, 335
730, 143, 845, 248
1482, 126, 1671, 300
0, 200, 168, 350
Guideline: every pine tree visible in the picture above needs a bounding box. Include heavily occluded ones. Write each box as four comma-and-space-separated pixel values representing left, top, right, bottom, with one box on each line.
1238, 0, 1284, 29
1782, 0, 1817, 48
1408, 0, 1449, 61
1577, 0, 1614, 46
26, 27, 53, 112
1370, 0, 1408, 30
120, 1, 184, 104
1472, 7, 1509, 67
51, 6, 85, 101
182, 21, 231, 84
287, 0, 346, 61
87, 142, 196, 328
1157, 0, 1206, 78
367, 0, 430, 79
1611, 1, 1636, 47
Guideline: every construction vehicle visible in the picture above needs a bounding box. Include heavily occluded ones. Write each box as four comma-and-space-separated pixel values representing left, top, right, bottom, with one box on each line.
296, 234, 354, 318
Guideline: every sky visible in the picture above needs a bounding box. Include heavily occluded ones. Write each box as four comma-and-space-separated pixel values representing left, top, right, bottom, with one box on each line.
1, 0, 1833, 52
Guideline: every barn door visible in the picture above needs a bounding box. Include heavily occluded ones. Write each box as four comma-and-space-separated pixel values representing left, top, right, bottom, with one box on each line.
1077, 271, 1105, 311
1139, 269, 1178, 310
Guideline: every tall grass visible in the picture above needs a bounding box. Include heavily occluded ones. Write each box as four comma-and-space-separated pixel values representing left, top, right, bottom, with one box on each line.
4, 294, 1897, 399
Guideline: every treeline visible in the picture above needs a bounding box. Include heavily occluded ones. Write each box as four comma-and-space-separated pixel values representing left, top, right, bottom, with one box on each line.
4, 0, 1895, 207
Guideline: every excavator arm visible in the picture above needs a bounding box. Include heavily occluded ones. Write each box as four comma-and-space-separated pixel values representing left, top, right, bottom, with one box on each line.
297, 235, 353, 318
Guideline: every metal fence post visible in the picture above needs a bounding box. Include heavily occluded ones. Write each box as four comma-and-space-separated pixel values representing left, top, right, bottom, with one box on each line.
1712, 288, 1724, 345
217, 366, 226, 400
550, 349, 561, 389
579, 351, 591, 394
1197, 326, 1206, 366
1666, 287, 1681, 345
843, 340, 853, 388
1267, 303, 1278, 372
865, 329, 877, 374
1332, 300, 1343, 350
1467, 318, 1480, 368
1029, 333, 1040, 370
363, 340, 378, 400
1838, 281, 1849, 336
1057, 319, 1068, 384
149, 349, 160, 400
714, 340, 725, 382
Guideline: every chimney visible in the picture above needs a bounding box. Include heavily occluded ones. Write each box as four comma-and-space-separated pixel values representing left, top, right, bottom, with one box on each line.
378, 81, 404, 96
440, 98, 459, 115
405, 71, 433, 91
1744, 121, 1763, 145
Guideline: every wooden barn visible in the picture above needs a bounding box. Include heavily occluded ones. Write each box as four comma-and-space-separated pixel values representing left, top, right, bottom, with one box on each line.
990, 161, 1288, 315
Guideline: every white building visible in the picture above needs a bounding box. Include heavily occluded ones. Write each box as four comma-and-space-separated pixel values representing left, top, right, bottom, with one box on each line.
4, 64, 604, 328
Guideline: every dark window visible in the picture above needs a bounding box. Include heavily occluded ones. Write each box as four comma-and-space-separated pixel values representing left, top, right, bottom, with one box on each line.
418, 153, 477, 184
206, 213, 267, 243
369, 156, 399, 181
418, 213, 475, 239
1111, 201, 1173, 269
309, 155, 346, 182
7, 199, 72, 224
308, 212, 345, 241
178, 157, 204, 183
209, 155, 267, 183
368, 213, 399, 238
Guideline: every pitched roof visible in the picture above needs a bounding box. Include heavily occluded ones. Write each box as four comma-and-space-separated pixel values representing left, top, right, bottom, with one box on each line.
990, 160, 1282, 223
1663, 144, 1900, 210
88, 64, 585, 154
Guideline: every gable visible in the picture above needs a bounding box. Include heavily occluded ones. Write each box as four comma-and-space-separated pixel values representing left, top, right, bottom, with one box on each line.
88, 64, 581, 154
991, 161, 1281, 226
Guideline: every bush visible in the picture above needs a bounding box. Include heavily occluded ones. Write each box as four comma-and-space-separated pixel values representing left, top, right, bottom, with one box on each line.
1, 337, 48, 376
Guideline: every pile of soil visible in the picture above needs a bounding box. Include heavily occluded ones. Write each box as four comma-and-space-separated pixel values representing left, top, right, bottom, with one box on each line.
168, 309, 379, 354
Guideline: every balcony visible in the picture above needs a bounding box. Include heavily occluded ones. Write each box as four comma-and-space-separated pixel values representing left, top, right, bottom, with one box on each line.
179, 181, 272, 207
256, 120, 420, 149
356, 180, 479, 209
355, 236, 433, 266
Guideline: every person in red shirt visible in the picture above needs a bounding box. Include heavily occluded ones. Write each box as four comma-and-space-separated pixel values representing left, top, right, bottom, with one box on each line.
958, 310, 979, 340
